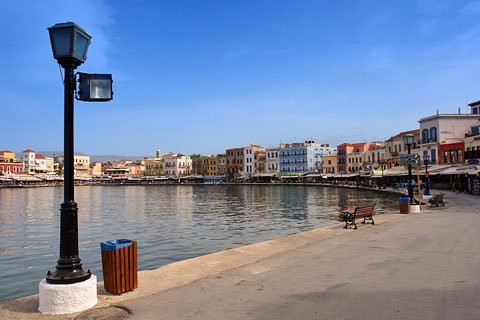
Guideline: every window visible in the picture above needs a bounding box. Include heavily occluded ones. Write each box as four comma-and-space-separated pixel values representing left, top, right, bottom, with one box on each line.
449, 150, 456, 163
422, 129, 429, 144
474, 107, 479, 114
430, 127, 437, 142
456, 150, 462, 163
473, 126, 480, 136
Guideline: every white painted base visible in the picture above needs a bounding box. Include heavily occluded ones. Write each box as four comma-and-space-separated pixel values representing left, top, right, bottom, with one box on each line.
38, 275, 97, 314
410, 205, 421, 213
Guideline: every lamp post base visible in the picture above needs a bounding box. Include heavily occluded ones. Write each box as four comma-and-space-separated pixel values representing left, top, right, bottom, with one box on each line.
46, 266, 91, 284
39, 275, 97, 314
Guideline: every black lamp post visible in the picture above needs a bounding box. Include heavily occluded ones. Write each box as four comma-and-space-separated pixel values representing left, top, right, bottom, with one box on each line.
403, 134, 415, 203
46, 22, 92, 284
424, 154, 430, 196
380, 159, 386, 188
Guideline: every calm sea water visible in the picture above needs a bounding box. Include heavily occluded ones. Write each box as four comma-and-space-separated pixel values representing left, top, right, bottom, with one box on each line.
0, 184, 399, 301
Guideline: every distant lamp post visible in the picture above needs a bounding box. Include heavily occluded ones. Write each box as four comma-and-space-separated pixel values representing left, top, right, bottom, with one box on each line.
403, 134, 415, 203
424, 154, 430, 196
379, 159, 386, 188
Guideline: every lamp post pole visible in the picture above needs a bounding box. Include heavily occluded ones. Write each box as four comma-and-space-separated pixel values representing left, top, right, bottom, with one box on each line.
403, 133, 415, 204
424, 155, 430, 196
407, 144, 414, 203
46, 22, 93, 285
47, 61, 91, 284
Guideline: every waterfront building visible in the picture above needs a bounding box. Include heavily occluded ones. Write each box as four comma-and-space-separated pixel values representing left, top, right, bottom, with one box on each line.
0, 159, 24, 175
363, 143, 387, 172
438, 142, 465, 165
244, 145, 266, 176
0, 150, 15, 162
104, 167, 130, 178
74, 155, 90, 177
202, 156, 218, 176
127, 160, 145, 176
226, 147, 244, 180
22, 149, 54, 174
217, 154, 227, 175
163, 153, 192, 177
89, 162, 102, 176
0, 150, 24, 175
463, 117, 480, 164
144, 150, 163, 176
191, 156, 203, 175
321, 154, 337, 174
336, 142, 370, 173
144, 158, 163, 176
418, 107, 480, 164
280, 141, 334, 174
384, 130, 420, 168
266, 147, 280, 173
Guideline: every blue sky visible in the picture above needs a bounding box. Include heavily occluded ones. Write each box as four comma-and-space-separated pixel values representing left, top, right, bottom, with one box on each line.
2, 0, 480, 156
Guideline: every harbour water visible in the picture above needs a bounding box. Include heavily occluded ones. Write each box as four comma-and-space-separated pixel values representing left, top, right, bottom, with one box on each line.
0, 184, 399, 301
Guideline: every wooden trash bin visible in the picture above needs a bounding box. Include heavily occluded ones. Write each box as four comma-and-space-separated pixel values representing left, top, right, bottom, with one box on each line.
399, 197, 410, 214
100, 239, 138, 295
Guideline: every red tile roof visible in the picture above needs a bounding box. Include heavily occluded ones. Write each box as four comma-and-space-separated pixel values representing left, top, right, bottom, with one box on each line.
22, 149, 35, 153
35, 154, 45, 159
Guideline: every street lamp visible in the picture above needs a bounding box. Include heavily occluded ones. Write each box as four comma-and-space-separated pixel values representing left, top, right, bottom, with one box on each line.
46, 22, 92, 285
403, 133, 415, 203
39, 21, 113, 314
379, 159, 386, 188
424, 154, 430, 195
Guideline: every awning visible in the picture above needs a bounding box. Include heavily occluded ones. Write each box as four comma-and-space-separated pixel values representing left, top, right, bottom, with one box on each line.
254, 173, 278, 177
13, 176, 42, 182
439, 166, 463, 175
383, 169, 408, 176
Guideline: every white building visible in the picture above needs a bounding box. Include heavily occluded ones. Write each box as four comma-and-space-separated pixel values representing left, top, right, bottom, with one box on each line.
22, 149, 54, 174
363, 146, 388, 172
244, 145, 266, 175
163, 153, 192, 177
265, 147, 280, 173
74, 155, 91, 176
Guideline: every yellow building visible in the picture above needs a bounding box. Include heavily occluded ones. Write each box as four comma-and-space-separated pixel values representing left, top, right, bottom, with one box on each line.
145, 158, 163, 176
322, 154, 337, 174
90, 162, 102, 176
202, 156, 218, 176
0, 150, 15, 162
347, 152, 364, 172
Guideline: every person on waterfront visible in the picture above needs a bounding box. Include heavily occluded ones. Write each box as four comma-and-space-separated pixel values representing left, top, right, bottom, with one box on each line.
452, 180, 459, 193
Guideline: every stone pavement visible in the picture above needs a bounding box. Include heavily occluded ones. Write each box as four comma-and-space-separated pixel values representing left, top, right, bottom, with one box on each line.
1, 190, 480, 319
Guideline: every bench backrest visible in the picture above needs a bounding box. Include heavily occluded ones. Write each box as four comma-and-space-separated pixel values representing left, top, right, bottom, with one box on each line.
355, 205, 375, 215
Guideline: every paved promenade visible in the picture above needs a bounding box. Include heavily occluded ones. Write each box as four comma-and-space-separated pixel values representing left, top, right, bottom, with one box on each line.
1, 190, 480, 319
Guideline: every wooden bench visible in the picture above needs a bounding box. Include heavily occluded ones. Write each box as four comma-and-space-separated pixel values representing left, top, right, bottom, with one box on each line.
341, 204, 376, 230
428, 193, 444, 207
